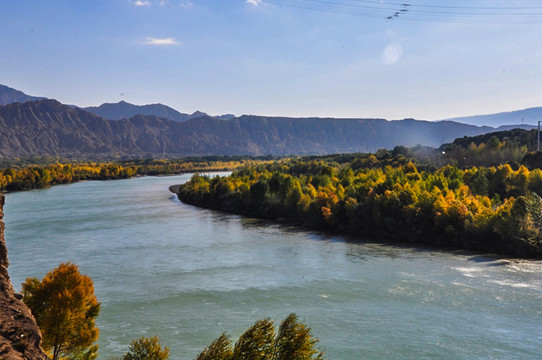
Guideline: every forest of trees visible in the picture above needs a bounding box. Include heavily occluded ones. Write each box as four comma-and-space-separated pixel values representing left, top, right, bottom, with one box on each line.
0, 157, 275, 192
177, 153, 542, 258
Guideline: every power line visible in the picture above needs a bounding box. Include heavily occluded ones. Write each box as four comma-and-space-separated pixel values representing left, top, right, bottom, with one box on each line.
344, 0, 542, 10
263, 0, 542, 23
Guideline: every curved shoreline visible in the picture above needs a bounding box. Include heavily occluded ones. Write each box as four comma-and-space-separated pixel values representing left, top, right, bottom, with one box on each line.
177, 192, 542, 260
174, 169, 542, 260
168, 184, 182, 193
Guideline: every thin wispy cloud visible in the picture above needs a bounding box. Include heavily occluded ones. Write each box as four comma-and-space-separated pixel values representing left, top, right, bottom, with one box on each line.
133, 0, 192, 8
145, 37, 180, 45
246, 0, 262, 6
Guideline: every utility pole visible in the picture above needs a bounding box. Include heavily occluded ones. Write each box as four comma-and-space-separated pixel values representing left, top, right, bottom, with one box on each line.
538, 120, 541, 152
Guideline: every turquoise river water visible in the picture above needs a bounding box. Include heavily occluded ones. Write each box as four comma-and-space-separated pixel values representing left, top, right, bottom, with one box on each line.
3, 174, 542, 359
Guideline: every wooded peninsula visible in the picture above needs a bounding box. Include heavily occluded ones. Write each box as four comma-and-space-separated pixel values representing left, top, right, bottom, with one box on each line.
176, 133, 542, 259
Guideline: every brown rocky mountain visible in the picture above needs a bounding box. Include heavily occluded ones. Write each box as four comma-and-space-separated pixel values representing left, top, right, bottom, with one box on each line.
0, 194, 48, 359
0, 99, 495, 158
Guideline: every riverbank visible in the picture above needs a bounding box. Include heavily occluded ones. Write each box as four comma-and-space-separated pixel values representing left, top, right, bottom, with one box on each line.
0, 158, 271, 193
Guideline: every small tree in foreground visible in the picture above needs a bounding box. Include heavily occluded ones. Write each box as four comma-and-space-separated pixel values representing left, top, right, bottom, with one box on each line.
196, 313, 325, 360
121, 336, 170, 360
275, 313, 325, 360
195, 333, 233, 360
22, 262, 100, 360
233, 318, 276, 360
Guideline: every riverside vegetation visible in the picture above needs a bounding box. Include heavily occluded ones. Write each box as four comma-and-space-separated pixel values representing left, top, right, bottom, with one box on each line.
177, 134, 542, 258
0, 156, 278, 192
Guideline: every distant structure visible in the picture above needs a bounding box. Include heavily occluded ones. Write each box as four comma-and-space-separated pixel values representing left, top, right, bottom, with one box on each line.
538, 121, 541, 152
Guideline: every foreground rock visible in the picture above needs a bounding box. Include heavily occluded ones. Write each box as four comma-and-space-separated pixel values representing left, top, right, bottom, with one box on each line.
0, 194, 48, 359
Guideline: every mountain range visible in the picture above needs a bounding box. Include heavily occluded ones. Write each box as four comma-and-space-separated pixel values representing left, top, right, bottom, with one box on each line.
0, 98, 493, 158
0, 84, 538, 159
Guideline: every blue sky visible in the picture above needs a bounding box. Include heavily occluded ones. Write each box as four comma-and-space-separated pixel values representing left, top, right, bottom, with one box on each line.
1, 0, 542, 120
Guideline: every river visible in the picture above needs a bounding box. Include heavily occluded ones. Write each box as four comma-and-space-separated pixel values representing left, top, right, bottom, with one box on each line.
3, 174, 542, 359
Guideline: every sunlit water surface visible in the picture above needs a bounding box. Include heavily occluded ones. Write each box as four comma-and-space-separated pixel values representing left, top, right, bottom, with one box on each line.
4, 174, 542, 359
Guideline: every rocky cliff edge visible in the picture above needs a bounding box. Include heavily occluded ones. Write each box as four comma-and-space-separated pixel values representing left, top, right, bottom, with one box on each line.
0, 194, 48, 359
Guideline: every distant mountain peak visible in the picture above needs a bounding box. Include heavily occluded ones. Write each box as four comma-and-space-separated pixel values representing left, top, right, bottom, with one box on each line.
216, 114, 236, 120
188, 110, 209, 119
83, 101, 190, 122
0, 84, 47, 105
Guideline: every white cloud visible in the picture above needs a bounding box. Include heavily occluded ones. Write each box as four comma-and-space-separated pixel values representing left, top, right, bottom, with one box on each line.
246, 0, 262, 5
133, 0, 192, 8
145, 37, 180, 45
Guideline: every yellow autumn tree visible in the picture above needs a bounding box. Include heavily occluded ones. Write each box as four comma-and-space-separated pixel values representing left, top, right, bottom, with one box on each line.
121, 336, 170, 360
22, 262, 101, 360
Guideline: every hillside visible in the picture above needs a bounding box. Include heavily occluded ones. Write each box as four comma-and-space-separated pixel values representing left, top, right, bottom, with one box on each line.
0, 99, 502, 159
446, 128, 538, 150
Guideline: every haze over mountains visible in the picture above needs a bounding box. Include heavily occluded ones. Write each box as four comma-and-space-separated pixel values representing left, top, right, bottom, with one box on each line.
0, 84, 538, 159
445, 108, 542, 128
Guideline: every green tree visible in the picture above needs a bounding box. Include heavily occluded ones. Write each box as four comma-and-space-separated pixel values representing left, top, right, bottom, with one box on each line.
71, 344, 99, 360
121, 336, 170, 360
250, 180, 270, 202
275, 313, 325, 360
195, 333, 233, 360
22, 262, 101, 360
233, 318, 276, 360
197, 315, 326, 360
